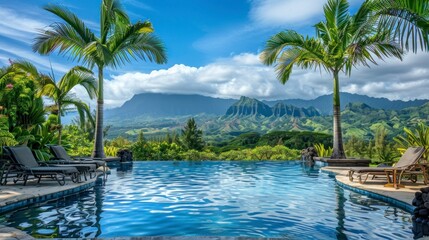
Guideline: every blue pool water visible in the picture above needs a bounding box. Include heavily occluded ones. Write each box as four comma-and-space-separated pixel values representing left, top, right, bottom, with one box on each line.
1, 161, 412, 239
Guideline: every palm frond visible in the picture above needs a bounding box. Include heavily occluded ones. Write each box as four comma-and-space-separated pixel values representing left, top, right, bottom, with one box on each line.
62, 96, 91, 127
108, 23, 167, 68
370, 0, 429, 52
101, 0, 130, 43
58, 66, 97, 99
324, 0, 350, 29
260, 31, 327, 83
33, 5, 96, 64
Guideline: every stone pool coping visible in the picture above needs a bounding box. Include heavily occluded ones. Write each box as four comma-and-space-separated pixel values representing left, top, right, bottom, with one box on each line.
321, 166, 419, 213
0, 177, 98, 214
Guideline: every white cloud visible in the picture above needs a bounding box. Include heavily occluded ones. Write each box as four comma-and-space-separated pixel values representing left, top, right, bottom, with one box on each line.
0, 7, 47, 43
79, 51, 429, 109
249, 0, 326, 27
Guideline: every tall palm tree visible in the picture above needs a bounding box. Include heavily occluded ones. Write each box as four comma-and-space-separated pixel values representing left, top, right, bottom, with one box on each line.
33, 0, 167, 158
260, 0, 404, 159
13, 61, 97, 144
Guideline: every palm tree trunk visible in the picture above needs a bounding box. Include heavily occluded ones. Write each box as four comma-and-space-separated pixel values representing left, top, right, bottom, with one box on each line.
331, 71, 346, 159
92, 66, 106, 158
58, 102, 62, 145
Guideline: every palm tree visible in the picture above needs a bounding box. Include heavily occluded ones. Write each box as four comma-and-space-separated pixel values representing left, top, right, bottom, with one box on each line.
260, 0, 404, 159
33, 0, 167, 158
13, 61, 97, 144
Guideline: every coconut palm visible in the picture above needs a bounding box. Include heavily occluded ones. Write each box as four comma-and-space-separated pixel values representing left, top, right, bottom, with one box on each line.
260, 0, 405, 159
13, 61, 97, 144
33, 0, 167, 158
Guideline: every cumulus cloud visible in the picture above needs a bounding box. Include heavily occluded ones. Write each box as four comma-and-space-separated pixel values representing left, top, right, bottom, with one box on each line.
73, 51, 429, 109
342, 51, 429, 100
249, 0, 326, 27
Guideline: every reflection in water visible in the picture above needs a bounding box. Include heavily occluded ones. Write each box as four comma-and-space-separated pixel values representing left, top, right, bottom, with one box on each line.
334, 185, 347, 240
0, 161, 413, 239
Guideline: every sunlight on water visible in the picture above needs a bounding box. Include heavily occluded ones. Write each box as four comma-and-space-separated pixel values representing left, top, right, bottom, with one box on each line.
0, 161, 412, 239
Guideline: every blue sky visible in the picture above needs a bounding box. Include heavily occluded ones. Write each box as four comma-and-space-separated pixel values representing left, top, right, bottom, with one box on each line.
1, 0, 429, 108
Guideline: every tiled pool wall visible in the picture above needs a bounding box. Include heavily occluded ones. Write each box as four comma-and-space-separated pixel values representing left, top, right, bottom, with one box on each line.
321, 169, 415, 213
0, 181, 96, 215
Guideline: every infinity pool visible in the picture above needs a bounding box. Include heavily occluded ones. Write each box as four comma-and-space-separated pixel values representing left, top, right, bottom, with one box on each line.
1, 161, 412, 239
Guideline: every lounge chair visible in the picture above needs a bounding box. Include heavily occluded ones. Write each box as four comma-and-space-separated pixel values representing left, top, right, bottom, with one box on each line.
3, 146, 80, 186
48, 145, 107, 176
348, 146, 426, 187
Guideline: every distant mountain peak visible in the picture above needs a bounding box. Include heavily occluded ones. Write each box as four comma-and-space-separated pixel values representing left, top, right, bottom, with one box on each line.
226, 96, 272, 117
226, 96, 320, 118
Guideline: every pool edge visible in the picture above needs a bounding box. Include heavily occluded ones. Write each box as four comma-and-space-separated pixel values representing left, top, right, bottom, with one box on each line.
0, 180, 96, 215
321, 168, 415, 213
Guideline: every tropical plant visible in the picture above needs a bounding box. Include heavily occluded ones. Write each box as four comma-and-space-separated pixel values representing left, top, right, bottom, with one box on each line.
394, 123, 429, 159
0, 116, 17, 147
260, 0, 405, 159
373, 126, 398, 165
1, 66, 46, 131
104, 146, 120, 157
314, 143, 333, 157
181, 118, 205, 151
62, 125, 93, 156
13, 61, 97, 144
33, 0, 167, 158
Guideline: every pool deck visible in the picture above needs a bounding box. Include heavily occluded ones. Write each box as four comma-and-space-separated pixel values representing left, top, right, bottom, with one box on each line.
0, 165, 426, 239
322, 166, 420, 207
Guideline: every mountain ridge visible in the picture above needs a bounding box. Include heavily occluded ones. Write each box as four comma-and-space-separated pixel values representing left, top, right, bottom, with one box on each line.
105, 92, 428, 119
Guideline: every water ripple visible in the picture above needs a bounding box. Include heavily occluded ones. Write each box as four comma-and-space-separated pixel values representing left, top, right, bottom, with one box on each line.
0, 161, 413, 239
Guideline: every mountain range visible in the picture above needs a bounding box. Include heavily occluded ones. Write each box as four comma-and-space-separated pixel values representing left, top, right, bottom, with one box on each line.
105, 92, 428, 119
103, 92, 429, 142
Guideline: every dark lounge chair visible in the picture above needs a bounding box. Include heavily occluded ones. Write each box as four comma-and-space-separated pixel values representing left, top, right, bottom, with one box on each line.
48, 145, 107, 175
348, 146, 426, 187
3, 146, 80, 186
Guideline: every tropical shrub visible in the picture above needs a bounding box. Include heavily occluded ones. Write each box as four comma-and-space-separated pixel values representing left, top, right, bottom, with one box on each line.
104, 146, 120, 157
314, 143, 333, 158
373, 126, 398, 165
394, 123, 429, 159
179, 150, 218, 160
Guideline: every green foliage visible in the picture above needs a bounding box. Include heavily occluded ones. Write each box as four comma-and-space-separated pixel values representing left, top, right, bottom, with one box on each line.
219, 145, 300, 161
106, 136, 132, 148
344, 136, 369, 158
215, 132, 261, 152
104, 146, 120, 157
394, 123, 429, 159
0, 70, 46, 131
179, 150, 217, 160
62, 125, 93, 156
0, 116, 17, 147
373, 126, 398, 165
314, 143, 333, 157
257, 131, 332, 150
181, 118, 205, 151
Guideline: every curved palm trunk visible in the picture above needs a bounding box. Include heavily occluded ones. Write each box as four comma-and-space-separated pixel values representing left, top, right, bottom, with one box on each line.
92, 66, 106, 158
331, 71, 346, 159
